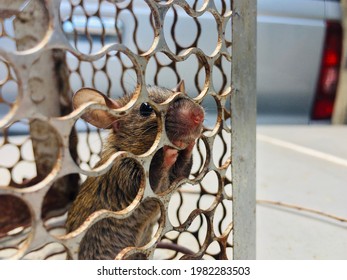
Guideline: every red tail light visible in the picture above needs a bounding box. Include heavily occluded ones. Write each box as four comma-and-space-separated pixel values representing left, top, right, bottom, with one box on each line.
311, 21, 343, 120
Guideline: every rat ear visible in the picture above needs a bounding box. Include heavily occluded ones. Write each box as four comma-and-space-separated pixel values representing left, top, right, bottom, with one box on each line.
172, 80, 186, 93
73, 88, 121, 129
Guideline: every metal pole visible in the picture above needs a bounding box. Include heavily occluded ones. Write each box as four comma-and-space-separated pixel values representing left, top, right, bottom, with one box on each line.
231, 0, 257, 259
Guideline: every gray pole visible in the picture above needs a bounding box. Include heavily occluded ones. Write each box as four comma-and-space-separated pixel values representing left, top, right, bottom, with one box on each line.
231, 0, 257, 259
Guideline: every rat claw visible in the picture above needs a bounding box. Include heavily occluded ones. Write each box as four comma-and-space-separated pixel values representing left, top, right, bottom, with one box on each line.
180, 141, 196, 159
163, 146, 179, 169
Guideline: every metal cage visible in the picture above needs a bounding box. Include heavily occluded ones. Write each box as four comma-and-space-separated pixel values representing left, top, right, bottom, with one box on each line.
0, 0, 256, 260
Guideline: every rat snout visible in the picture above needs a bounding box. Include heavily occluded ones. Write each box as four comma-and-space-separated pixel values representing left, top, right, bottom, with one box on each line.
190, 106, 204, 125
167, 98, 204, 128
165, 98, 204, 148
181, 103, 204, 129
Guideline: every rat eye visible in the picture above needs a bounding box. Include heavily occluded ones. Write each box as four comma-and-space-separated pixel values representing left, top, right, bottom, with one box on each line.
140, 102, 154, 117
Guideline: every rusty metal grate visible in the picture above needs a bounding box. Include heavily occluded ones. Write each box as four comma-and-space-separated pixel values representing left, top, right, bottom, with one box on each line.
0, 0, 255, 260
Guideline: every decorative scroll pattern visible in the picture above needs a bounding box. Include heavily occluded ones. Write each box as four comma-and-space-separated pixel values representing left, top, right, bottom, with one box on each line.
0, 0, 232, 260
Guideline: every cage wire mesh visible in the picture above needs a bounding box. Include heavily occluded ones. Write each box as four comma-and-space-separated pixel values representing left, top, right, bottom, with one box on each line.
0, 0, 255, 260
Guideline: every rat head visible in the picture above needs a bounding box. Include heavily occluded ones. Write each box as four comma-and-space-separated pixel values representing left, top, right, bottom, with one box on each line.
73, 81, 205, 155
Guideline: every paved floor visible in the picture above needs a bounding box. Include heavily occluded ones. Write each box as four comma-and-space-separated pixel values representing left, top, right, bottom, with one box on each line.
256, 125, 347, 259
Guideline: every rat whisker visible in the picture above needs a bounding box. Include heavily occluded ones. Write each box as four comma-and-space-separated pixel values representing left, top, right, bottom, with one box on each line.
138, 124, 158, 138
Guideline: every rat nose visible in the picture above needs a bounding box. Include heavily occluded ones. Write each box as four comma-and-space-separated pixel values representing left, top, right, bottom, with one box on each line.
190, 107, 204, 125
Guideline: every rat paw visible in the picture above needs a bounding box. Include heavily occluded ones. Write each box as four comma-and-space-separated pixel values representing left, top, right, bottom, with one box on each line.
181, 141, 196, 158
163, 146, 179, 169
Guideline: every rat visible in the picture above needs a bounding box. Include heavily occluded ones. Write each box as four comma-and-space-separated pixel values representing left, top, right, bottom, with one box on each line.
65, 81, 204, 260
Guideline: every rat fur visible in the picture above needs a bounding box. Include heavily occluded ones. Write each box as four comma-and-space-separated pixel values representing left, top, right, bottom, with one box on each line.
66, 82, 204, 259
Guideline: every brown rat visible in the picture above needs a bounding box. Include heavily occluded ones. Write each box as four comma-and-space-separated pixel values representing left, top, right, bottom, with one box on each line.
65, 81, 204, 259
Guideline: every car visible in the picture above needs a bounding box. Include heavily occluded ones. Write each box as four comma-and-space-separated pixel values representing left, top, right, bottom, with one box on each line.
257, 0, 343, 124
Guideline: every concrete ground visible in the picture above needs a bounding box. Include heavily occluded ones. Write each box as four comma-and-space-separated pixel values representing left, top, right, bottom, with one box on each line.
256, 125, 347, 259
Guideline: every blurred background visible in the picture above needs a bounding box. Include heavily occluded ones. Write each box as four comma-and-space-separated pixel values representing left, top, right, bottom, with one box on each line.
256, 0, 347, 259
